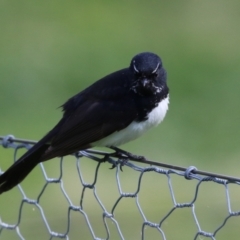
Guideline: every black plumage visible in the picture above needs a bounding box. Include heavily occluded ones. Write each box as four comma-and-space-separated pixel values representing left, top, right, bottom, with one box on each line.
0, 52, 169, 194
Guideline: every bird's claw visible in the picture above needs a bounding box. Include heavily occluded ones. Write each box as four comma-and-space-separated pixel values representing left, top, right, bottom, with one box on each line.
109, 158, 128, 171
109, 146, 146, 161
119, 158, 128, 171
109, 163, 117, 169
108, 146, 146, 171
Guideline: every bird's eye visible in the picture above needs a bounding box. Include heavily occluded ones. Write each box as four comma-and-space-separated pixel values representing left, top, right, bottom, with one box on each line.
134, 71, 142, 78
133, 63, 140, 74
151, 62, 160, 77
151, 72, 158, 78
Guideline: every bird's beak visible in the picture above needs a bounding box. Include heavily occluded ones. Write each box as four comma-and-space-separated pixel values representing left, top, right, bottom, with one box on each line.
141, 78, 149, 87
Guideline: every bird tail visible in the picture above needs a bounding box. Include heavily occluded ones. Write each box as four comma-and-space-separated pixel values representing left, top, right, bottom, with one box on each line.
0, 142, 49, 194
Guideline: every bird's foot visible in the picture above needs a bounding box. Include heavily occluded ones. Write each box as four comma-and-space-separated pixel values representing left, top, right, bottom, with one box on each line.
109, 146, 146, 161
109, 157, 128, 171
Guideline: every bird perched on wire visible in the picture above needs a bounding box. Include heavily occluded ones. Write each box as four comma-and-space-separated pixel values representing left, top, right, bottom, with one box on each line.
0, 52, 169, 194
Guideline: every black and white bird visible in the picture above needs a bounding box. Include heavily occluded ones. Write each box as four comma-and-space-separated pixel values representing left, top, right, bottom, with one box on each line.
0, 52, 169, 194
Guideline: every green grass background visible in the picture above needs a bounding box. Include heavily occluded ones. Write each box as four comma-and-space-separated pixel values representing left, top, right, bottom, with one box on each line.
0, 0, 240, 239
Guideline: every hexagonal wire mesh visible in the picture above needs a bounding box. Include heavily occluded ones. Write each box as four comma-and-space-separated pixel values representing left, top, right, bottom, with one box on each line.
0, 135, 240, 240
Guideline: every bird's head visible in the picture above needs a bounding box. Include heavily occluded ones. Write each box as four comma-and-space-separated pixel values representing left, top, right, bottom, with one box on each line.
130, 52, 166, 95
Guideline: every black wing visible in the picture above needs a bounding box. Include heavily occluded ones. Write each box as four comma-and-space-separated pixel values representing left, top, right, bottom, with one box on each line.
42, 69, 137, 159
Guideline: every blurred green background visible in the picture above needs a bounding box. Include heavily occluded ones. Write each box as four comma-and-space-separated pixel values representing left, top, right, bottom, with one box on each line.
1, 0, 240, 239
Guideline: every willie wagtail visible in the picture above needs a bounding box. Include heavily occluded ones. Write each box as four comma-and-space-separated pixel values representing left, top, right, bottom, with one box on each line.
0, 52, 169, 194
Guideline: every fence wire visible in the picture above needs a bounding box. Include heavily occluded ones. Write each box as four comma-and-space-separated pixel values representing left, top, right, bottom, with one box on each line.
0, 135, 240, 240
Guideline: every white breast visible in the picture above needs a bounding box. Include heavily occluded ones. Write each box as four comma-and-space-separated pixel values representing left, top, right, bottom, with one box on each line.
92, 94, 169, 147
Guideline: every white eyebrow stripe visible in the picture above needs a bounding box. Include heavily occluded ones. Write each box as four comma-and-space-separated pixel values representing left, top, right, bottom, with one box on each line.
133, 62, 139, 73
152, 62, 160, 73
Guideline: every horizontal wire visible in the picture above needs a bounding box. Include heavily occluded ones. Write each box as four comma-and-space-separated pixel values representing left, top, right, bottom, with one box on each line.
1, 135, 240, 183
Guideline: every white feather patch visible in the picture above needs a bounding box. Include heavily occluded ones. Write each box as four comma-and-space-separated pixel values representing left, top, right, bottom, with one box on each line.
92, 95, 169, 147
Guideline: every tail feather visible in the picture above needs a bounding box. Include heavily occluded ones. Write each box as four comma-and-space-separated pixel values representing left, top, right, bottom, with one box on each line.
0, 143, 49, 194
0, 118, 67, 194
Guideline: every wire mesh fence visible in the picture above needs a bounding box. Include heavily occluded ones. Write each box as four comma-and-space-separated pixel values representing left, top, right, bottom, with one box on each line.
0, 134, 240, 240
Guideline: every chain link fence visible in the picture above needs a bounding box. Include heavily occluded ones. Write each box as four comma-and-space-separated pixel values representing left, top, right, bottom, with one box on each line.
0, 135, 240, 240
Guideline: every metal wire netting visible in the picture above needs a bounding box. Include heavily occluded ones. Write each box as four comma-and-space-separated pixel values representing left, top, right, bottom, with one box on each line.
0, 135, 240, 240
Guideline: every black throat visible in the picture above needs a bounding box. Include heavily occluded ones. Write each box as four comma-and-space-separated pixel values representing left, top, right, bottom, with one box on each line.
131, 82, 169, 122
